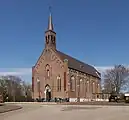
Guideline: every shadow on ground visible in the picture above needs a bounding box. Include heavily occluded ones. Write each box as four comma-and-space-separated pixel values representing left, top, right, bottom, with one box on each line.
59, 102, 129, 106
0, 104, 22, 113
61, 106, 101, 111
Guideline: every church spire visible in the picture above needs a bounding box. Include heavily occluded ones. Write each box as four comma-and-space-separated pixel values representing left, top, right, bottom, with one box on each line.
48, 6, 54, 31
45, 6, 56, 50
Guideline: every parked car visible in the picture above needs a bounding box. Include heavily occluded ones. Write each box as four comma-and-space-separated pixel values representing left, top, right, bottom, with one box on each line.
109, 94, 118, 102
124, 93, 129, 103
109, 93, 125, 102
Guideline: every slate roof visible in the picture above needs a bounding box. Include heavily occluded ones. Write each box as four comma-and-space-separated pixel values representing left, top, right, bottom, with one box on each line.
57, 50, 100, 78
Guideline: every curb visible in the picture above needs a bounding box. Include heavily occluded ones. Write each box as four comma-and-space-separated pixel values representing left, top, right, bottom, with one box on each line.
0, 103, 4, 106
59, 102, 129, 106
0, 106, 22, 114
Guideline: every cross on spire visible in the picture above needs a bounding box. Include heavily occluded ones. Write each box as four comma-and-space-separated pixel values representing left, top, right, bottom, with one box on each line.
49, 6, 52, 14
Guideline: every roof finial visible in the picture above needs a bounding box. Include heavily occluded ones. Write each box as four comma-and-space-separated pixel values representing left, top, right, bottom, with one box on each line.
48, 6, 54, 31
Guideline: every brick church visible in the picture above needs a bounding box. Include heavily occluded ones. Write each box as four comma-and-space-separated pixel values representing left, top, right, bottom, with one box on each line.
32, 13, 101, 102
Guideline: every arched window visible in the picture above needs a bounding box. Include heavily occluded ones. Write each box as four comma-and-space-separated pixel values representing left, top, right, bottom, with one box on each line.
51, 35, 52, 40
48, 35, 50, 40
36, 78, 40, 93
46, 64, 50, 78
46, 36, 49, 44
52, 36, 55, 41
57, 75, 61, 91
51, 35, 55, 44
47, 69, 50, 77
97, 83, 100, 93
87, 81, 89, 93
70, 76, 75, 91
92, 82, 95, 93
53, 36, 55, 41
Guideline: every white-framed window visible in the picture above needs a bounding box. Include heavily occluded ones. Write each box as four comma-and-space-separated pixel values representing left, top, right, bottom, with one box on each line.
47, 69, 50, 77
70, 76, 75, 91
57, 75, 61, 91
45, 64, 50, 78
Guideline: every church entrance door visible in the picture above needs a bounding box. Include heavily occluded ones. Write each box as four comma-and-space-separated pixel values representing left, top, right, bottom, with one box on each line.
45, 84, 51, 102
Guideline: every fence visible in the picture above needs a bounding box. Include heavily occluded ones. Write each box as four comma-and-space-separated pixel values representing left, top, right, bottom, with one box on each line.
69, 93, 111, 102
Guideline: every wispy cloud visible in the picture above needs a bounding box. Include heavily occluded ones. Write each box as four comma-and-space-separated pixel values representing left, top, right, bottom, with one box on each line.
0, 68, 32, 82
0, 67, 112, 76
0, 66, 114, 75
0, 66, 126, 89
0, 68, 32, 76
0, 66, 118, 82
95, 66, 113, 73
96, 65, 129, 73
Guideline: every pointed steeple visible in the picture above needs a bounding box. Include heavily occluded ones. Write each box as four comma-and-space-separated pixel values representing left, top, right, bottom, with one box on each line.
45, 6, 56, 50
48, 6, 54, 31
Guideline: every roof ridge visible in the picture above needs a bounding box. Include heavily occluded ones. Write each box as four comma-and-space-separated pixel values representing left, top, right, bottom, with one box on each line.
57, 50, 94, 68
57, 50, 100, 78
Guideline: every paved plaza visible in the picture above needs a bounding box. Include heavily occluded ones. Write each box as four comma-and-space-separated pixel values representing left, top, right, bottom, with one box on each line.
0, 103, 129, 120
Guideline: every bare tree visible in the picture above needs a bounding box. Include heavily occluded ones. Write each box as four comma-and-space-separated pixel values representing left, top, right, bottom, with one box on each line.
103, 65, 129, 94
0, 75, 32, 102
0, 78, 7, 98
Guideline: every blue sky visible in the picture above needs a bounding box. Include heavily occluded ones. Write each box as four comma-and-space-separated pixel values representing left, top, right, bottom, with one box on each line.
0, 0, 129, 82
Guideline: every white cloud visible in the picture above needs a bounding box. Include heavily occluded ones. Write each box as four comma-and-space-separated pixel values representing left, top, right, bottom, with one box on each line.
1, 66, 128, 78
0, 66, 125, 82
0, 68, 32, 76
0, 66, 113, 76
0, 72, 21, 76
95, 66, 113, 73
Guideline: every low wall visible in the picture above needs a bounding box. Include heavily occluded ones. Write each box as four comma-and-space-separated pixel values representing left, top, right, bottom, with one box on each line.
69, 98, 109, 102
5, 102, 60, 104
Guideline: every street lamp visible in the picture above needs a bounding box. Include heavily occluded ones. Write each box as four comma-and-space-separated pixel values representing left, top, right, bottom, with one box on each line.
37, 78, 41, 100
